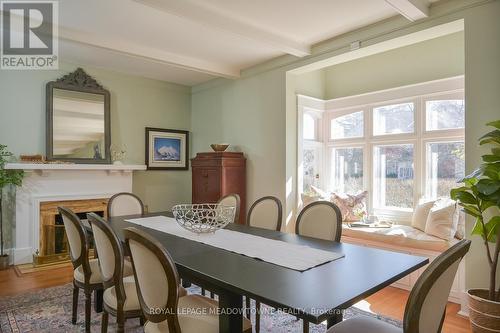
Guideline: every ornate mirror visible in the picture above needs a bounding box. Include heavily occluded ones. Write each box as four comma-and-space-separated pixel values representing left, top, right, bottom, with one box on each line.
46, 68, 111, 163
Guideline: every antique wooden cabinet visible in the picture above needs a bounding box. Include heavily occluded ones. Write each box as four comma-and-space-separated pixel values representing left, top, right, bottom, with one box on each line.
191, 152, 246, 224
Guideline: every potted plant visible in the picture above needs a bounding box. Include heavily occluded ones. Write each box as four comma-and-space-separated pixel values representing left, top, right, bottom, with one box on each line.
0, 145, 24, 270
451, 120, 500, 332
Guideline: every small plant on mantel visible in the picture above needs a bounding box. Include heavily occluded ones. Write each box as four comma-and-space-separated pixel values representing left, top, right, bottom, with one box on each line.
0, 145, 24, 269
451, 120, 500, 333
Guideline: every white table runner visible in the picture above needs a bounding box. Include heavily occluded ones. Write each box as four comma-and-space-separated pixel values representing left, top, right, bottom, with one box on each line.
125, 216, 344, 271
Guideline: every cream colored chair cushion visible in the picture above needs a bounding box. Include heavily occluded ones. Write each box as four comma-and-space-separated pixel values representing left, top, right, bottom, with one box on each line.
74, 258, 103, 284
144, 294, 252, 333
109, 194, 143, 217
103, 275, 140, 311
327, 316, 402, 333
411, 199, 435, 231
424, 198, 459, 241
342, 224, 457, 252
248, 199, 279, 230
297, 203, 340, 241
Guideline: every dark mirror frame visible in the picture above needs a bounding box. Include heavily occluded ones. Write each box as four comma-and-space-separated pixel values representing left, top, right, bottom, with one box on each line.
46, 68, 111, 164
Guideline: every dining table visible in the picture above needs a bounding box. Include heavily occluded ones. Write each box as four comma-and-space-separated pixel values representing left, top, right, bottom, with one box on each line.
94, 211, 428, 333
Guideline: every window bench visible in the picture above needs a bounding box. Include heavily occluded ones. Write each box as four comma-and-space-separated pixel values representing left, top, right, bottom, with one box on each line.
341, 224, 467, 315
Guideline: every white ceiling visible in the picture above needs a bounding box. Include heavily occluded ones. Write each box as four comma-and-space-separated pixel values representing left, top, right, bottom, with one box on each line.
54, 0, 432, 86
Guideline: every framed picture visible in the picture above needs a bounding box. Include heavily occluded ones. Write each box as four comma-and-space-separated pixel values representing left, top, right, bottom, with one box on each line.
145, 127, 189, 170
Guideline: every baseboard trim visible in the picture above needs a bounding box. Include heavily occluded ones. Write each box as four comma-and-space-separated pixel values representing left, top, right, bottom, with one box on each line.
13, 247, 33, 265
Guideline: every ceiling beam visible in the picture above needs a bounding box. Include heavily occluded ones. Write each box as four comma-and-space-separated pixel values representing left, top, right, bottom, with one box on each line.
385, 0, 429, 21
59, 27, 240, 78
134, 0, 311, 57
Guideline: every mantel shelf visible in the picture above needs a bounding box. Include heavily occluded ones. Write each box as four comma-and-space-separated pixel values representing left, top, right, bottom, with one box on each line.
4, 163, 147, 175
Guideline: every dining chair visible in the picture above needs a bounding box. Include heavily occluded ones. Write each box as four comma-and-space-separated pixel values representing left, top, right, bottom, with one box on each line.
327, 239, 471, 333
107, 192, 145, 217
59, 207, 104, 333
218, 193, 240, 223
123, 226, 253, 333
295, 201, 342, 333
87, 213, 143, 333
295, 201, 343, 242
245, 195, 283, 331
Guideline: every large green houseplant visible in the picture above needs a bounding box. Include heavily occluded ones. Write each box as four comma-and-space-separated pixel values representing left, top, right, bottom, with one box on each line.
0, 145, 24, 270
451, 120, 500, 332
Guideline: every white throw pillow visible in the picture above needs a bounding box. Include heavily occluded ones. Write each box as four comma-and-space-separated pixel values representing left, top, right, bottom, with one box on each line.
424, 198, 459, 241
412, 199, 435, 231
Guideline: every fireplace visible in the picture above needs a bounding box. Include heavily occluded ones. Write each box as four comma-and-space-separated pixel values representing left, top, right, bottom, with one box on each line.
34, 198, 108, 265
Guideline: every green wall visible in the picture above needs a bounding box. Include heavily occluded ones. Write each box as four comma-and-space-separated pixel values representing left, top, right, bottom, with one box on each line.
0, 63, 192, 212
324, 31, 464, 99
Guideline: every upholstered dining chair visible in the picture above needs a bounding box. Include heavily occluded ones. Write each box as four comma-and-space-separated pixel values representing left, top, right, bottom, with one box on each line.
123, 226, 253, 333
327, 239, 471, 333
295, 201, 342, 333
59, 207, 104, 333
245, 195, 283, 331
87, 213, 143, 333
107, 192, 145, 217
295, 201, 343, 242
218, 193, 241, 223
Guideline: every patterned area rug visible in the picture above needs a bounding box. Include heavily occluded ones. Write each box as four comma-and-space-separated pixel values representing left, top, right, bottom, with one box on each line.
0, 284, 402, 332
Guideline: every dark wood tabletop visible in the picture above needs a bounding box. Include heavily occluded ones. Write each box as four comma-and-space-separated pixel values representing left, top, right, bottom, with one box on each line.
104, 211, 428, 332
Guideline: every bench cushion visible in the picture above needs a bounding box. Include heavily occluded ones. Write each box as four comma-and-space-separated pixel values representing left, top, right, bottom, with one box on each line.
342, 224, 458, 252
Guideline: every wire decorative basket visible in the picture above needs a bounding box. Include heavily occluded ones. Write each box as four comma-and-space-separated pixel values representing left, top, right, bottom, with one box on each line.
172, 204, 235, 234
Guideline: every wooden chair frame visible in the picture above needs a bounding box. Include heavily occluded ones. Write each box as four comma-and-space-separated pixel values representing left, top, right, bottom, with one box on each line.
87, 213, 143, 333
107, 192, 145, 217
58, 207, 103, 333
124, 227, 182, 333
403, 239, 471, 333
295, 201, 343, 242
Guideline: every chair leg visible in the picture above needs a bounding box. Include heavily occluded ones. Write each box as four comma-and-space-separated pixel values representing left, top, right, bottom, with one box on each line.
72, 285, 79, 324
256, 301, 261, 333
210, 291, 214, 299
117, 311, 125, 333
201, 287, 205, 296
84, 289, 92, 333
303, 320, 309, 333
140, 316, 145, 326
245, 297, 251, 319
101, 310, 108, 333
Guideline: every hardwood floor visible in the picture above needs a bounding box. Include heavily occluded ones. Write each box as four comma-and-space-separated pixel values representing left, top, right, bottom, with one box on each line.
0, 265, 471, 332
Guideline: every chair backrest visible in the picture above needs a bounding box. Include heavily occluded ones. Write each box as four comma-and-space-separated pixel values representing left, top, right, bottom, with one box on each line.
218, 193, 240, 223
124, 227, 181, 332
87, 213, 126, 299
295, 201, 343, 241
247, 196, 282, 231
107, 192, 145, 217
404, 239, 471, 333
58, 207, 91, 277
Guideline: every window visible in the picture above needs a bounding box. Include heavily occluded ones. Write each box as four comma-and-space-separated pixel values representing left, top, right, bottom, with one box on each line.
331, 111, 364, 139
373, 102, 414, 135
299, 77, 464, 220
426, 141, 465, 198
426, 100, 465, 131
331, 147, 363, 194
373, 144, 414, 209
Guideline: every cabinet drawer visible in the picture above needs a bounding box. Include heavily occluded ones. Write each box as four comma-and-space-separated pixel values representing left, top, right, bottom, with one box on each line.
192, 168, 220, 203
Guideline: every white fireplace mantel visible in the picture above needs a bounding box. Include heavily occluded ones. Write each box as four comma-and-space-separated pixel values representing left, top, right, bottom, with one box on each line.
5, 163, 146, 176
7, 163, 146, 265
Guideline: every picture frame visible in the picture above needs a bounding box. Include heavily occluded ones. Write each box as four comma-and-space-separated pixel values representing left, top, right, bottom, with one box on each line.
145, 127, 189, 170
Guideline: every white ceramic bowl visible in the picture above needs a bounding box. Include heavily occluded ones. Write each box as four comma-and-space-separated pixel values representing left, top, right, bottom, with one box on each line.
172, 203, 235, 234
